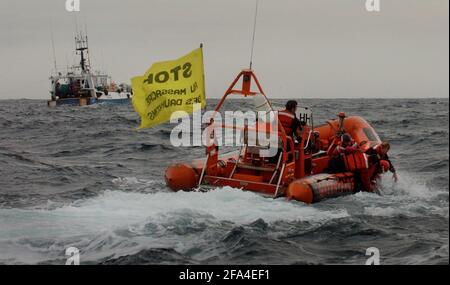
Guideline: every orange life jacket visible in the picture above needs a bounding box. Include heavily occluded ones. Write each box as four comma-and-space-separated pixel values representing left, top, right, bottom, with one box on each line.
278, 109, 295, 136
333, 140, 357, 156
343, 151, 369, 172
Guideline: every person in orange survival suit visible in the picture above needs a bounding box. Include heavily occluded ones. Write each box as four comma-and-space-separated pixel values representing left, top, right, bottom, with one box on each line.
356, 142, 397, 193
326, 133, 358, 173
333, 133, 358, 156
269, 100, 304, 164
365, 141, 398, 182
277, 100, 304, 142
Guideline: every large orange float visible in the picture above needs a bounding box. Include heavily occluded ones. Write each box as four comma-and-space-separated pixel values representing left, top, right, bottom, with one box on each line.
165, 69, 385, 204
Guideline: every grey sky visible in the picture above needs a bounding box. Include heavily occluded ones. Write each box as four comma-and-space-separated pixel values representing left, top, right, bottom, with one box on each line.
0, 0, 448, 99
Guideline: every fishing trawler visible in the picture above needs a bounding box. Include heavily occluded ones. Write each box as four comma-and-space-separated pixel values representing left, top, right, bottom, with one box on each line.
48, 32, 132, 107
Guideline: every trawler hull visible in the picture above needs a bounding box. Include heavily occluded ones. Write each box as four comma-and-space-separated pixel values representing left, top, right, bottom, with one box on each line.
48, 93, 131, 107
48, 97, 96, 107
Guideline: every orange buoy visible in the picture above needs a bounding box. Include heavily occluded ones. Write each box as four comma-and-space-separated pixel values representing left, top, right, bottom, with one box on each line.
165, 163, 198, 191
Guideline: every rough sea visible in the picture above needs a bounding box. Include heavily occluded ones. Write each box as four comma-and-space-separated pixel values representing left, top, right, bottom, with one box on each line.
0, 98, 448, 265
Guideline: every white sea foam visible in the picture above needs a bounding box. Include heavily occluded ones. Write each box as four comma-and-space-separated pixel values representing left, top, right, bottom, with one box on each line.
0, 186, 350, 263
0, 171, 447, 264
357, 171, 449, 218
380, 171, 445, 198
0, 187, 348, 241
3, 171, 444, 242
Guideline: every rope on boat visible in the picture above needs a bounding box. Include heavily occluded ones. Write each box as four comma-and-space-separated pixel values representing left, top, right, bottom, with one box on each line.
249, 0, 260, 69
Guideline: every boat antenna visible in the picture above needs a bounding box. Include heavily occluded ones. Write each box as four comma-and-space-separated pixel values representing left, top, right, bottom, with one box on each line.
84, 15, 88, 37
83, 15, 92, 70
249, 0, 259, 70
65, 53, 69, 72
74, 12, 79, 37
100, 48, 105, 74
50, 20, 58, 74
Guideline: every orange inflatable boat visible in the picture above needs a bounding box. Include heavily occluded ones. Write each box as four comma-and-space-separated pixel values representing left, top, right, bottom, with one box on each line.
165, 69, 386, 204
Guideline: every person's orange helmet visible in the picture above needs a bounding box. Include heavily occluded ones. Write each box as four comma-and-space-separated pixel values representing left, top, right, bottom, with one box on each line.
380, 160, 390, 173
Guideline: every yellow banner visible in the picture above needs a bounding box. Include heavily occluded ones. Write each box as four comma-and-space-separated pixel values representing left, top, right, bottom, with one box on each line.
131, 47, 206, 128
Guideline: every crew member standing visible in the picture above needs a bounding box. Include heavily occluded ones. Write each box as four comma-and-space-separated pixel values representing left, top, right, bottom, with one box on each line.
278, 100, 303, 141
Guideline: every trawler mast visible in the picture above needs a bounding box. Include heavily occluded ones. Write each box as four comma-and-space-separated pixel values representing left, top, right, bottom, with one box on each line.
75, 33, 89, 72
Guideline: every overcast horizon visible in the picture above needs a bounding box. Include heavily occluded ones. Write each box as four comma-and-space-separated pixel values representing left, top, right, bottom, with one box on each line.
0, 0, 448, 100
